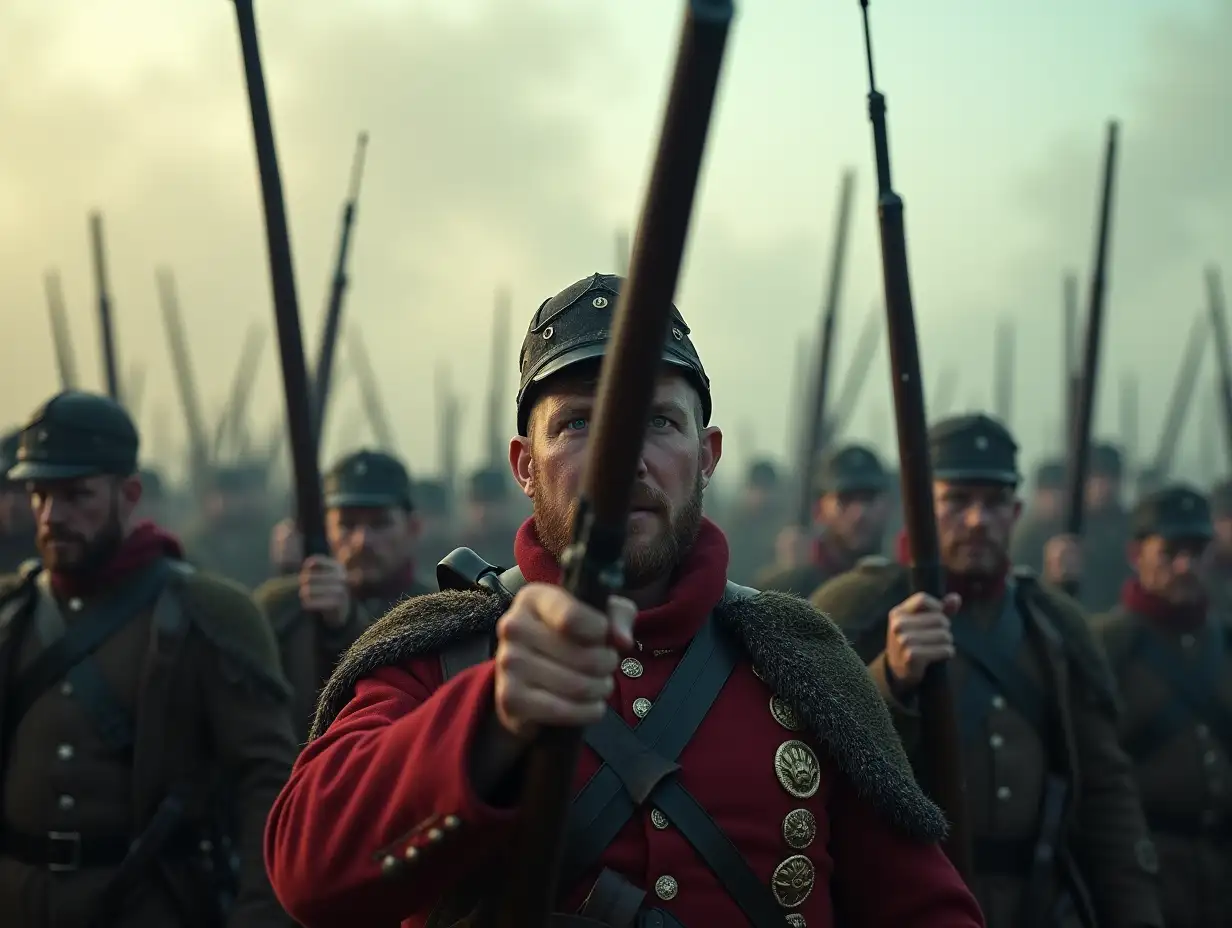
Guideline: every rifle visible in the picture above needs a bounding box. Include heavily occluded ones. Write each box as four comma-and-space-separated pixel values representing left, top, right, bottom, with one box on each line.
312, 131, 370, 451
856, 0, 970, 877
1206, 266, 1232, 471
346, 326, 399, 453
486, 3, 733, 924
156, 268, 212, 495
819, 302, 883, 445
1061, 122, 1120, 554
125, 363, 147, 424
795, 169, 856, 528
1063, 271, 1080, 454
213, 322, 267, 461
1151, 314, 1207, 480
229, 0, 327, 567
436, 363, 462, 516
931, 365, 959, 421
994, 318, 1014, 427
43, 270, 79, 390
485, 289, 512, 470
88, 212, 121, 402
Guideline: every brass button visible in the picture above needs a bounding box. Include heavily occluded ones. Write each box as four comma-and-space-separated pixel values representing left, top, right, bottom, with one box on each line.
58, 794, 75, 811
199, 839, 214, 853
380, 854, 399, 875
59, 681, 73, 697
989, 733, 1004, 749
56, 744, 74, 761
783, 809, 817, 850
633, 698, 653, 719
771, 855, 816, 908
996, 786, 1012, 801
621, 658, 644, 679
1182, 634, 1196, 649
991, 695, 1006, 710
1198, 724, 1211, 739
775, 741, 821, 799
67, 597, 83, 612
786, 916, 807, 928
443, 815, 461, 831
650, 809, 669, 830
770, 695, 803, 732
404, 845, 420, 862
654, 875, 678, 900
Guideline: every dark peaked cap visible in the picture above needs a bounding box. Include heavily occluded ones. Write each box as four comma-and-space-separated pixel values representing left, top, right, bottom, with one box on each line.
514, 273, 711, 436
928, 413, 1020, 485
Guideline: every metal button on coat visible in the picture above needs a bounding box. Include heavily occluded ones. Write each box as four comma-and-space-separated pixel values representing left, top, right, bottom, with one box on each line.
786, 916, 806, 928
58, 795, 75, 811
59, 681, 73, 697
991, 695, 1006, 710
1198, 724, 1211, 739
67, 598, 83, 612
650, 809, 669, 830
633, 698, 653, 719
1205, 750, 1218, 766
996, 786, 1012, 801
1182, 634, 1196, 649
989, 733, 1004, 749
775, 741, 821, 799
56, 744, 74, 761
654, 875, 678, 900
621, 658, 644, 679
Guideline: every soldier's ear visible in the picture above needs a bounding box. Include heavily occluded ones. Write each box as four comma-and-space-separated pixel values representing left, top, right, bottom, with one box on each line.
699, 426, 722, 483
509, 436, 534, 499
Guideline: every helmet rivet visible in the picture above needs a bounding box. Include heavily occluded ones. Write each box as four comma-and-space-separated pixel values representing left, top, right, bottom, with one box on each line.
542, 326, 554, 340
592, 296, 609, 309
672, 327, 683, 341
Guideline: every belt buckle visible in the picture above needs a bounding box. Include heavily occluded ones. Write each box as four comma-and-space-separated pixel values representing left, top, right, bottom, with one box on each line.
47, 831, 81, 872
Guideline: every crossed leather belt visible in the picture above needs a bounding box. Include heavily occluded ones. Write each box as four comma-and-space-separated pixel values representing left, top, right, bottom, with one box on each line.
0, 825, 197, 872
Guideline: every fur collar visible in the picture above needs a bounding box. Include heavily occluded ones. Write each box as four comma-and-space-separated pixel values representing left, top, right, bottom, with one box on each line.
312, 587, 947, 842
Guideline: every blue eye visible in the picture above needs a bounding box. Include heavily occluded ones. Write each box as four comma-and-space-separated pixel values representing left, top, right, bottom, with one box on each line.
565, 417, 588, 431
650, 415, 670, 429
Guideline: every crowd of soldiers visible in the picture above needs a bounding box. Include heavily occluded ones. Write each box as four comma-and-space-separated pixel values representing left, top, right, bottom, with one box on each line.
0, 273, 1229, 928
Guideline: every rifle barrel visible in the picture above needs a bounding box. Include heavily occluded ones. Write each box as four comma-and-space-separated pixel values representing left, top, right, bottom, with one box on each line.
89, 213, 121, 402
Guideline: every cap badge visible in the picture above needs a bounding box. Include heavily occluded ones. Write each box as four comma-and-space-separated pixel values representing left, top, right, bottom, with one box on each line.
354, 461, 368, 476
592, 296, 609, 309
975, 435, 989, 451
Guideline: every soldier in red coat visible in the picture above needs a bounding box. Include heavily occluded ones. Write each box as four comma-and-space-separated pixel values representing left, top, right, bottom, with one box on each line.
264, 274, 984, 928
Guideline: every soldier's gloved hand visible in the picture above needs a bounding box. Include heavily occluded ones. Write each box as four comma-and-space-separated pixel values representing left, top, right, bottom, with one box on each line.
270, 518, 303, 574
493, 583, 636, 741
1043, 533, 1082, 587
885, 591, 961, 690
299, 555, 352, 630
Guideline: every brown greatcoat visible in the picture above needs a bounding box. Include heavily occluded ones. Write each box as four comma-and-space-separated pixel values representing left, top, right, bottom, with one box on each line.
254, 573, 432, 745
0, 561, 297, 928
811, 560, 1163, 928
1094, 606, 1232, 928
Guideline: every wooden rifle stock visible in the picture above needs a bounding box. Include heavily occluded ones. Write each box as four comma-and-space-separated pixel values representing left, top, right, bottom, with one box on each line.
229, 0, 327, 560
486, 4, 734, 925
857, 0, 970, 879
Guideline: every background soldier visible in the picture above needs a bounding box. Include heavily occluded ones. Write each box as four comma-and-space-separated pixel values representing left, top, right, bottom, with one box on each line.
0, 390, 296, 928
457, 467, 518, 569
182, 463, 278, 592
1078, 441, 1133, 613
811, 413, 1162, 928
409, 477, 456, 571
0, 428, 37, 574
724, 458, 786, 584
1010, 458, 1066, 574
757, 443, 892, 597
1094, 484, 1232, 928
1205, 479, 1232, 609
255, 449, 431, 743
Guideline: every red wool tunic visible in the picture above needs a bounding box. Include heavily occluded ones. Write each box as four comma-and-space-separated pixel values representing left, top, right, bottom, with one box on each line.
265, 520, 983, 928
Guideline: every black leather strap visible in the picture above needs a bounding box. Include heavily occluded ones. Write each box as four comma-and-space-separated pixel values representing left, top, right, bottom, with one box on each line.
64, 656, 135, 753
0, 829, 132, 869
563, 616, 736, 883
10, 560, 170, 731
1124, 622, 1232, 758
953, 584, 1049, 743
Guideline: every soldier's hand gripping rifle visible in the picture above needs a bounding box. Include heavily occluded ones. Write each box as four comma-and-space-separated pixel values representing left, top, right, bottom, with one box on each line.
312, 131, 370, 452
1061, 122, 1120, 594
855, 0, 971, 878
229, 0, 328, 566
484, 3, 734, 925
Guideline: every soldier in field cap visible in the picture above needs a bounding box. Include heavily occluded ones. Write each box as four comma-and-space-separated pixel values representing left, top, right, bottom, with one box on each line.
1010, 458, 1066, 574
0, 390, 296, 927
1204, 478, 1232, 609
1076, 441, 1133, 612
1093, 484, 1232, 928
255, 448, 432, 742
182, 461, 278, 591
723, 458, 787, 585
757, 443, 893, 597
266, 273, 982, 928
813, 412, 1162, 928
0, 427, 37, 574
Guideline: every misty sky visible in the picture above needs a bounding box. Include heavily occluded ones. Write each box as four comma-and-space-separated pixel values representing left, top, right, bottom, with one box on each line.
0, 0, 1227, 491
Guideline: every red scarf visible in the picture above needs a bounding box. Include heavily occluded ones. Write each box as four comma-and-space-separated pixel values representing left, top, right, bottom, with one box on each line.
514, 516, 729, 652
50, 520, 184, 598
1120, 577, 1207, 632
894, 528, 1008, 602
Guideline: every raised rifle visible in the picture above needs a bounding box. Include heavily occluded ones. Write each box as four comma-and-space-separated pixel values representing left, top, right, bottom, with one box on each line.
312, 131, 370, 451
156, 268, 212, 494
1061, 122, 1120, 561
88, 212, 121, 402
43, 270, 79, 390
1063, 271, 1080, 453
1206, 266, 1232, 470
819, 302, 883, 446
484, 3, 734, 924
229, 0, 327, 559
795, 169, 856, 528
346, 325, 399, 453
485, 288, 512, 470
856, 0, 970, 877
1151, 314, 1207, 480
